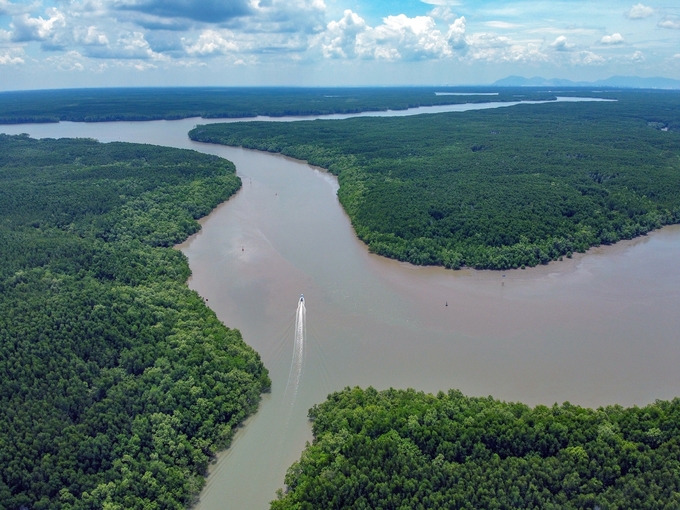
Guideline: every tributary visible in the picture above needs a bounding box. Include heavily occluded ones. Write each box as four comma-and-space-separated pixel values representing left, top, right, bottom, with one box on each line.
3, 97, 678, 509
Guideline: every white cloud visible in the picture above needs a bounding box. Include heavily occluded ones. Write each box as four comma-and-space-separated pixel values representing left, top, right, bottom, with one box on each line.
248, 0, 327, 36
11, 8, 66, 43
84, 31, 166, 60
103, 0, 327, 35
658, 19, 680, 30
56, 0, 327, 61
626, 3, 654, 19
74, 26, 109, 46
111, 0, 253, 24
446, 15, 466, 49
70, 0, 110, 17
320, 10, 466, 61
0, 0, 37, 16
550, 35, 574, 51
573, 50, 605, 65
183, 29, 239, 56
64, 0, 328, 60
467, 32, 511, 49
0, 0, 676, 87
133, 61, 156, 70
601, 33, 624, 44
368, 14, 456, 60
45, 50, 87, 71
321, 10, 368, 59
527, 27, 599, 36
0, 47, 24, 64
428, 6, 456, 22
483, 21, 520, 29
170, 58, 208, 67
117, 31, 164, 59
420, 0, 460, 5
465, 32, 546, 63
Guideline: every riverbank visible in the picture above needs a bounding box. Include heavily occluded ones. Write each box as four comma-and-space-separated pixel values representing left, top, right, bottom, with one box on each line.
0, 135, 270, 509
189, 93, 669, 271
181, 143, 679, 283
3, 97, 678, 509
179, 143, 680, 509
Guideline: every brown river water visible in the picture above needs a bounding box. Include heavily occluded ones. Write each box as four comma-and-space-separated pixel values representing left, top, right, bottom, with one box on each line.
2, 97, 679, 509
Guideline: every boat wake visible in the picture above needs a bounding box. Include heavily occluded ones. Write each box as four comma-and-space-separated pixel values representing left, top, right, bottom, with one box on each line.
283, 295, 306, 408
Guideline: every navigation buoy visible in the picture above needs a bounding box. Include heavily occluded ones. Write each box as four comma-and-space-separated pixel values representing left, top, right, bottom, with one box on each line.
445, 301, 448, 307
242, 246, 244, 251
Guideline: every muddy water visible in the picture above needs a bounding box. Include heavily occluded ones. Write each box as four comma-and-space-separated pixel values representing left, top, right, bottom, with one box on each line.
2, 97, 678, 509
175, 151, 680, 510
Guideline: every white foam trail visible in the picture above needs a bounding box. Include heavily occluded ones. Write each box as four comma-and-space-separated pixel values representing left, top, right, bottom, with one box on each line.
283, 297, 305, 406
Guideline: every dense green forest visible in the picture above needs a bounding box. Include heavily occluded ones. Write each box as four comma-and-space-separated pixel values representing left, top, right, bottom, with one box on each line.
272, 387, 680, 509
190, 90, 680, 270
0, 87, 565, 124
0, 134, 270, 509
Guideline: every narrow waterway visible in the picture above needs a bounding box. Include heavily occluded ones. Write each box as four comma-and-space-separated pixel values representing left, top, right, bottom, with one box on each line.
2, 96, 678, 510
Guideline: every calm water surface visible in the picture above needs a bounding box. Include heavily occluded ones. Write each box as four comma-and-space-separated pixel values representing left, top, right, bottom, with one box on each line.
3, 97, 678, 510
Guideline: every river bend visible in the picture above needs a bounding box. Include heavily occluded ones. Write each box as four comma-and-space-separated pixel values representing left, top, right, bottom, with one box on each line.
2, 97, 678, 509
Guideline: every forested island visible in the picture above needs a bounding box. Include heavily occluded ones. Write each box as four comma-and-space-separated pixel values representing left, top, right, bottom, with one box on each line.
0, 87, 565, 124
0, 134, 270, 508
190, 90, 680, 270
273, 387, 680, 509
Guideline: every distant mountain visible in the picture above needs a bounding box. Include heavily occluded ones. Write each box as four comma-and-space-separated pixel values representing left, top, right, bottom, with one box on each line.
493, 75, 680, 89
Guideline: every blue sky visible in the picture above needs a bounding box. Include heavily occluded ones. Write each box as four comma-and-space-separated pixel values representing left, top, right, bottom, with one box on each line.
1, 0, 679, 90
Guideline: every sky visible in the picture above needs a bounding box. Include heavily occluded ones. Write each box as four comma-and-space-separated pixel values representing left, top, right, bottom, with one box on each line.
1, 0, 679, 90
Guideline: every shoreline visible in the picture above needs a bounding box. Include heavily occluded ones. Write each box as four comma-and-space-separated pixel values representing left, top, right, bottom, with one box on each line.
444, 227, 675, 281
183, 143, 679, 284
175, 139, 680, 510
174, 187, 245, 252
0, 95, 613, 127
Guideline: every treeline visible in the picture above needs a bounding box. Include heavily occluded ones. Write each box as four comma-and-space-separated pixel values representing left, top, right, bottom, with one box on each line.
0, 134, 270, 509
272, 386, 680, 509
190, 90, 680, 270
0, 87, 564, 124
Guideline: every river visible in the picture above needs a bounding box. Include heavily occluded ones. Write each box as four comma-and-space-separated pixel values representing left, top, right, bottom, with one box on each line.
2, 96, 679, 510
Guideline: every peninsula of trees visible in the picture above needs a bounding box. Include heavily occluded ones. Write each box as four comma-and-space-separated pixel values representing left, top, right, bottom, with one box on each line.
273, 387, 680, 509
0, 87, 561, 124
190, 90, 680, 270
0, 134, 270, 508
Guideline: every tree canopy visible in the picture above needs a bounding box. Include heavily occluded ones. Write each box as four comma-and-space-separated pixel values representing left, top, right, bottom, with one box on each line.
0, 87, 560, 124
0, 134, 270, 509
273, 387, 680, 509
190, 90, 680, 270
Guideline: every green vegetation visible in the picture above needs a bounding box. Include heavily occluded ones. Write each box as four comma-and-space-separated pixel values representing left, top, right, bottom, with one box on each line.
0, 87, 561, 124
0, 134, 270, 509
273, 387, 680, 509
190, 90, 680, 270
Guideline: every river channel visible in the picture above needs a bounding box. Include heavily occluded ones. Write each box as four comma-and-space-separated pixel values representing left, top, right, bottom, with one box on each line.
3, 96, 679, 509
